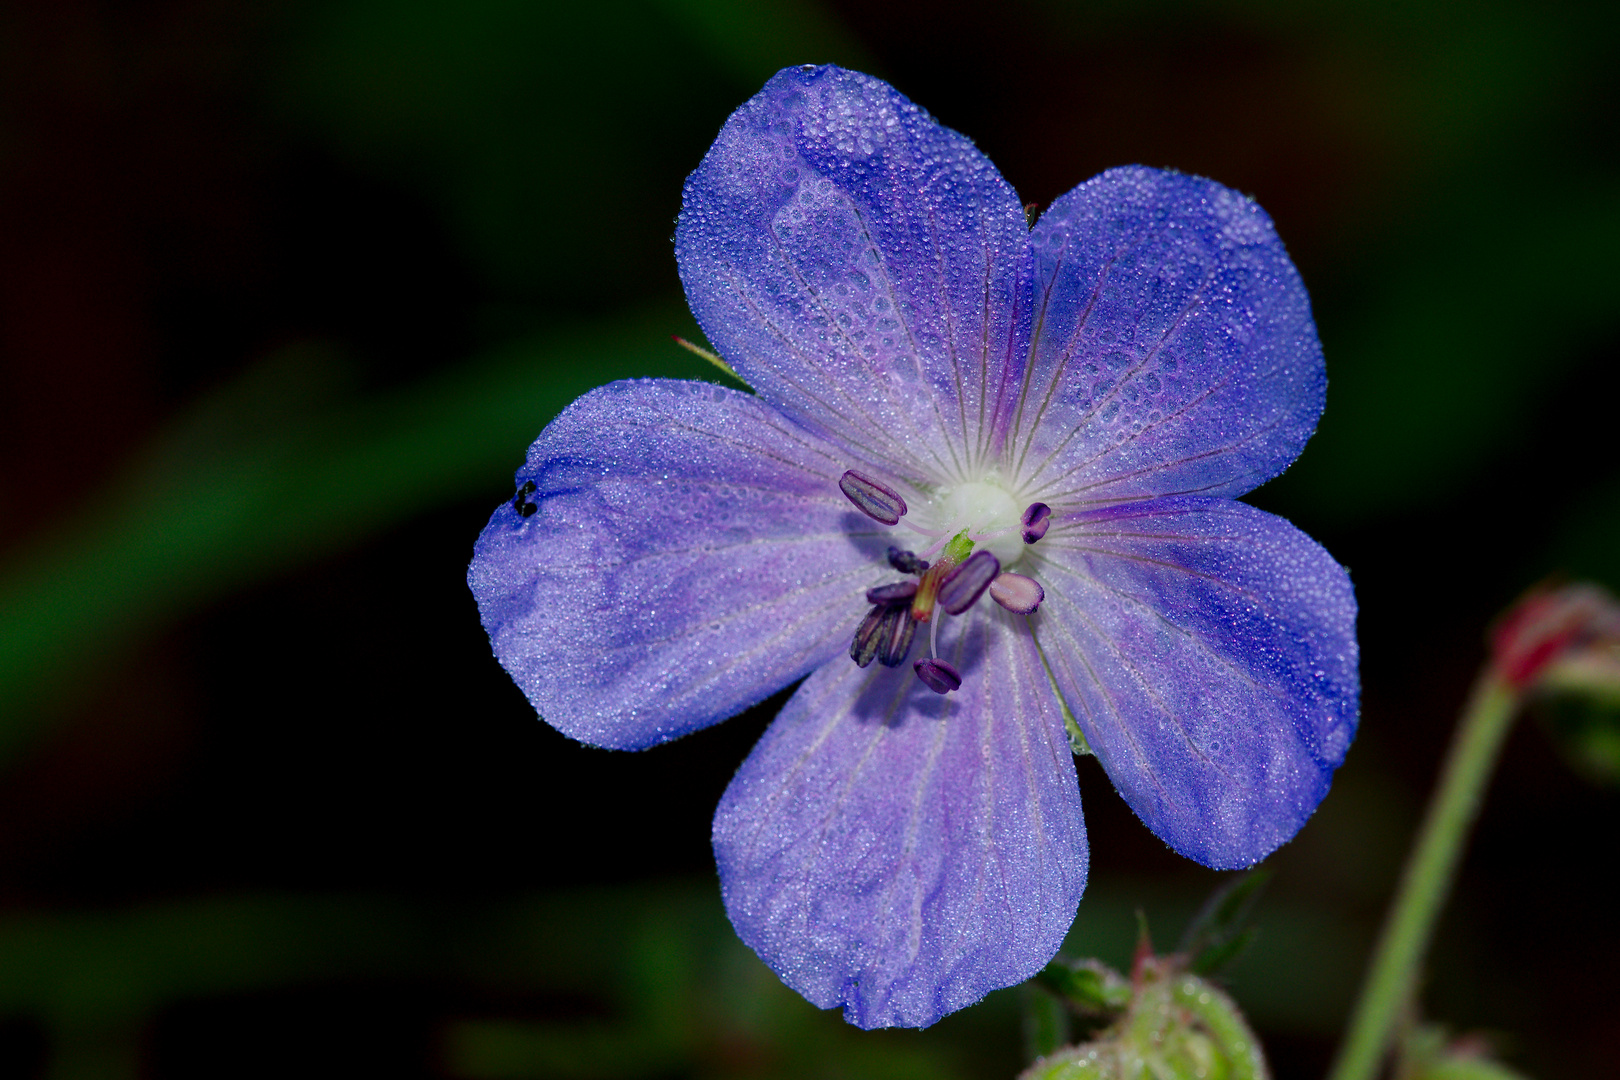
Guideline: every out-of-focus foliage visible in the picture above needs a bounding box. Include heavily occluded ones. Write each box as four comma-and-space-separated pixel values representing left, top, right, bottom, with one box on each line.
0, 307, 709, 756
1535, 655, 1620, 784
269, 0, 869, 307
1022, 963, 1268, 1080
1178, 870, 1271, 977
0, 876, 1353, 1078
1395, 1025, 1530, 1080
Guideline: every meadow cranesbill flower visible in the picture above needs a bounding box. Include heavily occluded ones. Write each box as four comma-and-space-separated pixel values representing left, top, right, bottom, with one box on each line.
469, 65, 1358, 1030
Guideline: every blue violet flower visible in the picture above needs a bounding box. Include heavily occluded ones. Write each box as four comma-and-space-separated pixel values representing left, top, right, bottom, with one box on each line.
469, 65, 1359, 1030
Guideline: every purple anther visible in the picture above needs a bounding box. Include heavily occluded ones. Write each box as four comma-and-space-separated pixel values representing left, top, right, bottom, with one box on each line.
887, 546, 930, 574
937, 550, 1001, 615
1021, 502, 1052, 544
989, 572, 1045, 614
913, 657, 962, 694
866, 581, 919, 605
876, 606, 918, 668
849, 605, 885, 669
839, 470, 907, 525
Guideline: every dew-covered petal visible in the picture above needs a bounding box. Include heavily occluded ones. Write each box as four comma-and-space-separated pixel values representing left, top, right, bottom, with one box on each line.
713, 608, 1088, 1029
677, 65, 1034, 488
1024, 496, 1357, 868
468, 378, 885, 751
1010, 167, 1324, 505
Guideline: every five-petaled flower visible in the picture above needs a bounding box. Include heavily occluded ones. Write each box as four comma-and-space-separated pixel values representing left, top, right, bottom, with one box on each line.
469, 66, 1358, 1030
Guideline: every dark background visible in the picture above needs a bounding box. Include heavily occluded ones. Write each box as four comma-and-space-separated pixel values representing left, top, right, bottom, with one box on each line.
1, 1, 1616, 1076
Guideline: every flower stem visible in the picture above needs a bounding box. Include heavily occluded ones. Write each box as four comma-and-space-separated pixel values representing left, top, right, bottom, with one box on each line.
1326, 674, 1520, 1080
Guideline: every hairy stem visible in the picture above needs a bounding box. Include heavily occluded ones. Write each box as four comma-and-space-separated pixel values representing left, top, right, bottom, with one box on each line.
1327, 675, 1520, 1080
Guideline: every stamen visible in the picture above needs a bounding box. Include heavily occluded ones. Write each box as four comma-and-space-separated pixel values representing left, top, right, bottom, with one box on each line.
914, 657, 962, 694
989, 572, 1045, 614
911, 562, 947, 622
840, 470, 907, 525
968, 523, 1017, 543
849, 606, 885, 668
899, 518, 952, 538
887, 547, 930, 575
1021, 502, 1051, 544
866, 581, 918, 605
937, 551, 1001, 615
911, 530, 977, 622
876, 607, 918, 667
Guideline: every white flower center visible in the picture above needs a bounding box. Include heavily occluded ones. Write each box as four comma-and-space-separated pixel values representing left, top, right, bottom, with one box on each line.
933, 480, 1024, 568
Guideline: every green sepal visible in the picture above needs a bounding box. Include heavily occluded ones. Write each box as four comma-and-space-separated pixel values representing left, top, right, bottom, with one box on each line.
670, 334, 749, 386
1035, 958, 1132, 1015
1165, 974, 1267, 1080
1063, 712, 1094, 756
1019, 971, 1269, 1080
1021, 1047, 1113, 1080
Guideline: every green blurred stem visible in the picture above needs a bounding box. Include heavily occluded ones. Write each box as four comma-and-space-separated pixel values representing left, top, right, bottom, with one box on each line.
1327, 675, 1520, 1080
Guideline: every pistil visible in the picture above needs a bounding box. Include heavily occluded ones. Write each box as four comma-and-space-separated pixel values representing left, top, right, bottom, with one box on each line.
840, 476, 1049, 696
910, 530, 976, 624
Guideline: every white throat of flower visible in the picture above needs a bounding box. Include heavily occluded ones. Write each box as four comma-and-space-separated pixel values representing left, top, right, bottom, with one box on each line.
921, 479, 1027, 568
838, 468, 1050, 695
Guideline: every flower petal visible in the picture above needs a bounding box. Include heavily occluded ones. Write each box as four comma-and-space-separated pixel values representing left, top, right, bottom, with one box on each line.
677, 65, 1033, 488
713, 608, 1087, 1029
1025, 496, 1358, 868
1010, 167, 1325, 505
468, 379, 883, 750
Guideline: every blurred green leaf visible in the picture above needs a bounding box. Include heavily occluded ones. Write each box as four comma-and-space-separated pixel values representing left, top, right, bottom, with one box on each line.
1285, 187, 1620, 523
1399, 1024, 1530, 1080
0, 877, 1368, 1075
269, 0, 863, 306
1549, 476, 1620, 592
0, 305, 711, 761
1024, 983, 1074, 1063
1178, 870, 1271, 976
647, 0, 873, 86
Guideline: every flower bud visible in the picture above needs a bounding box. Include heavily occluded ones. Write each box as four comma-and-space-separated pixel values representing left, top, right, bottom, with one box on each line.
1021, 963, 1267, 1080
1489, 582, 1620, 691
1493, 582, 1620, 784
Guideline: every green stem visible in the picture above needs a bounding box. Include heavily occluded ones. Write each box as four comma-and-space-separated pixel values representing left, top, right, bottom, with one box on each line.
1327, 675, 1520, 1080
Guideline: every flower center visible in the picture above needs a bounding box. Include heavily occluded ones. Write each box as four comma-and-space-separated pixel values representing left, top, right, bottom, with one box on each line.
839, 468, 1047, 695
932, 480, 1024, 568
